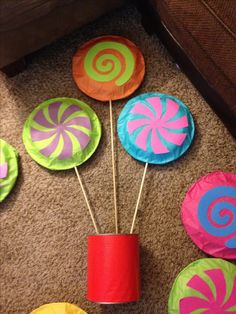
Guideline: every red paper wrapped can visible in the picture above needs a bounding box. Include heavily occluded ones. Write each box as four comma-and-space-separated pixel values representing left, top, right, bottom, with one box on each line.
87, 234, 140, 303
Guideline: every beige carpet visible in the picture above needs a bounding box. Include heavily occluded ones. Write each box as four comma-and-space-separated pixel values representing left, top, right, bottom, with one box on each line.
0, 4, 235, 314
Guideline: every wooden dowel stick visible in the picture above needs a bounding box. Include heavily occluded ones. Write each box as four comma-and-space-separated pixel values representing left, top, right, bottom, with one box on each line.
109, 99, 118, 234
74, 166, 99, 234
130, 162, 148, 234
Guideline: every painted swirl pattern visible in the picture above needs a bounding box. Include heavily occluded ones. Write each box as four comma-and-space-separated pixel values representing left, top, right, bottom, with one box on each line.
72, 36, 145, 101
117, 93, 195, 165
23, 98, 101, 170
84, 41, 135, 86
180, 268, 236, 313
0, 139, 18, 202
30, 102, 92, 160
0, 151, 8, 179
127, 97, 189, 154
198, 185, 236, 249
0, 149, 8, 183
182, 171, 236, 259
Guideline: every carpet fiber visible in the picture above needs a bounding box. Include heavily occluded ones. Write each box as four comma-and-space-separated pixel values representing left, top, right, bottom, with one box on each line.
0, 4, 235, 314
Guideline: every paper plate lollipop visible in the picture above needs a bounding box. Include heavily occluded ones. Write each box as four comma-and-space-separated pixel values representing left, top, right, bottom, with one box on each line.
72, 35, 145, 101
23, 98, 101, 233
30, 302, 87, 314
117, 92, 195, 232
168, 258, 236, 314
182, 171, 236, 259
73, 35, 145, 233
0, 139, 18, 202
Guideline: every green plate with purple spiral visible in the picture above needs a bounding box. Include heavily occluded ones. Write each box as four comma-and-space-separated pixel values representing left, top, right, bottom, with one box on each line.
23, 98, 102, 170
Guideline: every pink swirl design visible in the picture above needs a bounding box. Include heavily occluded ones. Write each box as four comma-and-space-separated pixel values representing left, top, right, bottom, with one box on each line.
180, 269, 236, 313
0, 150, 8, 179
30, 102, 91, 159
127, 97, 189, 154
0, 163, 8, 179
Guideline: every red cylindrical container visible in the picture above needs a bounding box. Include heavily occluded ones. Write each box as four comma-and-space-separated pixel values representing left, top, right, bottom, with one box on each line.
87, 234, 140, 303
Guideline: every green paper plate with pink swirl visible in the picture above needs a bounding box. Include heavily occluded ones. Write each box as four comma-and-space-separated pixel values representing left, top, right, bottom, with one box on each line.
0, 139, 18, 202
117, 93, 195, 164
23, 98, 101, 170
168, 258, 236, 314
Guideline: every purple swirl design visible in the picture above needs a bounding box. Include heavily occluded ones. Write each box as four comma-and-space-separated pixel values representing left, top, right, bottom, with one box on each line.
30, 102, 91, 159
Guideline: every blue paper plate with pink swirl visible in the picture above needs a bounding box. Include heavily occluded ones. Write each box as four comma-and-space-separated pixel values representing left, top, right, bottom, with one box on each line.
117, 93, 195, 164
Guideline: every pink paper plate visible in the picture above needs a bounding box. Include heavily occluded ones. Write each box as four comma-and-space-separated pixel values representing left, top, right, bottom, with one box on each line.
181, 171, 236, 259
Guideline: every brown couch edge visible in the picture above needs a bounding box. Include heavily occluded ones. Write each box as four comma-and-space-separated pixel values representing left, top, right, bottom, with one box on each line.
0, 0, 126, 77
136, 0, 236, 139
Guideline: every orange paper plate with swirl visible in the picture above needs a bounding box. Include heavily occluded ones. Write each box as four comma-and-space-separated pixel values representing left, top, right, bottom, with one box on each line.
72, 35, 145, 101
